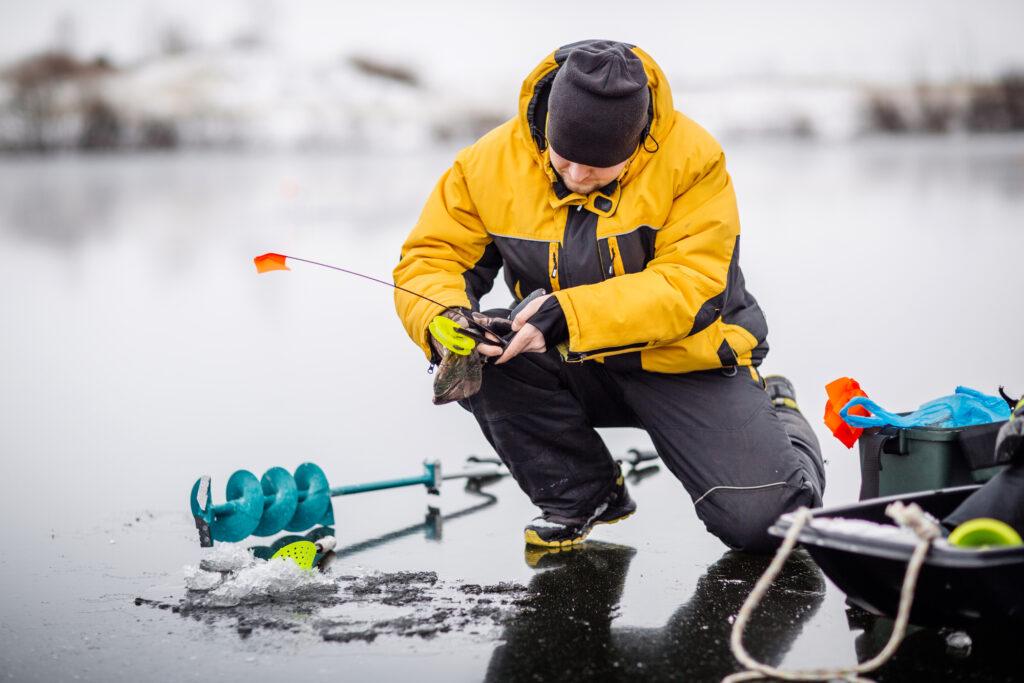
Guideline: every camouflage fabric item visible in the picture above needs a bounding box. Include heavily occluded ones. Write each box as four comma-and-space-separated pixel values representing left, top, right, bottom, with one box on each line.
431, 311, 511, 405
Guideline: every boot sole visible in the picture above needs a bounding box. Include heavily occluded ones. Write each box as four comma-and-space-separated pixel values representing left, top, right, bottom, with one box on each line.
523, 528, 590, 548
596, 510, 635, 526
523, 511, 635, 548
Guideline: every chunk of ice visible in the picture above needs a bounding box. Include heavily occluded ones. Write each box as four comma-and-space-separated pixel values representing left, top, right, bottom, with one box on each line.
183, 566, 224, 591
184, 545, 339, 608
198, 544, 256, 573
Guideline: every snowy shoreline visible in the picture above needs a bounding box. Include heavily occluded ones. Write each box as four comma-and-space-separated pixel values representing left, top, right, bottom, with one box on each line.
2, 47, 1023, 154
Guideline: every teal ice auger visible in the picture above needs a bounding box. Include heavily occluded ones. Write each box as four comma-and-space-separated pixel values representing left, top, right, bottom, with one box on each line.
189, 459, 505, 547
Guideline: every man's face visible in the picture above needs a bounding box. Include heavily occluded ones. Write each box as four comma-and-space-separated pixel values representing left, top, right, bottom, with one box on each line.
549, 147, 628, 195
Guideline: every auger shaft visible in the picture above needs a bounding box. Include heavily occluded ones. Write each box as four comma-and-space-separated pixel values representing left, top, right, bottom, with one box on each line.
330, 464, 440, 497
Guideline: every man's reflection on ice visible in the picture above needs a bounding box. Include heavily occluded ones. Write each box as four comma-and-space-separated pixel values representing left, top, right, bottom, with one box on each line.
485, 542, 825, 681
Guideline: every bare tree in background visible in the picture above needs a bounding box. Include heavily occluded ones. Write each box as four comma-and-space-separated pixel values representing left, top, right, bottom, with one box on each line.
4, 52, 114, 151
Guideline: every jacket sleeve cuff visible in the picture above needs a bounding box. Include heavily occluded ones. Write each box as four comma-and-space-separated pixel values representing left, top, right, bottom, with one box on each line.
528, 296, 568, 346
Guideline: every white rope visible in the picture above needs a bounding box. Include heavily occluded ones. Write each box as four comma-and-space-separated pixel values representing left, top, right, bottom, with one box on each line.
724, 502, 941, 683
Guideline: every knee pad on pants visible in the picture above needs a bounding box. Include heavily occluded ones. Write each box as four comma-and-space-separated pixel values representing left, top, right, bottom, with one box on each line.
697, 480, 818, 554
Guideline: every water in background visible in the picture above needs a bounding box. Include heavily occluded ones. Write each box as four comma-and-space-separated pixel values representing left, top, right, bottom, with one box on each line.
0, 137, 1022, 680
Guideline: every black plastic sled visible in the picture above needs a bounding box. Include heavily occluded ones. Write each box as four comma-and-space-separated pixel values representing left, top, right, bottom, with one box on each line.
770, 486, 1024, 627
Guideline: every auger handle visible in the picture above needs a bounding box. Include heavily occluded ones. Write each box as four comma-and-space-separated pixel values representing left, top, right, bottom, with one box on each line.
466, 455, 502, 466
624, 448, 659, 466
329, 461, 442, 497
441, 468, 506, 481
469, 450, 656, 469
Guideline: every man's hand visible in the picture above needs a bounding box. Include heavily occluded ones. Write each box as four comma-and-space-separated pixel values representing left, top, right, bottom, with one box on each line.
484, 294, 552, 365
431, 309, 512, 405
431, 309, 508, 358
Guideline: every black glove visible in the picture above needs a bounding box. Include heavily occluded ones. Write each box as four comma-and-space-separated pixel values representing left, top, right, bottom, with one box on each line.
525, 296, 568, 347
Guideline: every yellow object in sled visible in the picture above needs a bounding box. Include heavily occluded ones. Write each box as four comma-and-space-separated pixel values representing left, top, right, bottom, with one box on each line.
948, 518, 1023, 549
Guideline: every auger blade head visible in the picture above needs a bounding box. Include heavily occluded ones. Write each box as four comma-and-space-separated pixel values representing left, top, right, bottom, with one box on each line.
286, 463, 331, 532
254, 467, 299, 537
190, 476, 212, 517
319, 501, 335, 527
190, 476, 214, 547
211, 470, 264, 543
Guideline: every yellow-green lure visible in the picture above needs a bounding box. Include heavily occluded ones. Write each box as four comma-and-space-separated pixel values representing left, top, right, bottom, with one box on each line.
428, 316, 478, 356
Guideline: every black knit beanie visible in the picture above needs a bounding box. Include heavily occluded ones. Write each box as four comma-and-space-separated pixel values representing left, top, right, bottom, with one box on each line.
547, 43, 650, 168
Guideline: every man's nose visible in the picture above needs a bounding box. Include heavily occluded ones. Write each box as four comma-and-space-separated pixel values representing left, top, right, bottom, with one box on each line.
566, 163, 588, 182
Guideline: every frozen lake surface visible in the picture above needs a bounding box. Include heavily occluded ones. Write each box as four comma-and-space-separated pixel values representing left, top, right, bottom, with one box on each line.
1, 137, 1022, 681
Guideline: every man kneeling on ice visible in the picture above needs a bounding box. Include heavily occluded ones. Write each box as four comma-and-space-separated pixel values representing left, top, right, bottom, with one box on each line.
393, 40, 825, 552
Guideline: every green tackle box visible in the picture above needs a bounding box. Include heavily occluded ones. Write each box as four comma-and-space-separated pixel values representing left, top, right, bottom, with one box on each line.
858, 420, 1009, 500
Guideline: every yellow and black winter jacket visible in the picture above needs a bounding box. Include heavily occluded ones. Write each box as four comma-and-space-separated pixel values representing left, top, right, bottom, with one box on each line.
394, 40, 769, 374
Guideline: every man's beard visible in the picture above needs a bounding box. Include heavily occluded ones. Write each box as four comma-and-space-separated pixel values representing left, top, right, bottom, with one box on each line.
564, 179, 602, 195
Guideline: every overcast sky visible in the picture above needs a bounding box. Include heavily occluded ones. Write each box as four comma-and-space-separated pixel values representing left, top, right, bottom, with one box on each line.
3, 0, 1024, 97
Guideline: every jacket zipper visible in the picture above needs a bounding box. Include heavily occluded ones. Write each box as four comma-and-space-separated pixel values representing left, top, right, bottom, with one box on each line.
564, 201, 632, 363
556, 204, 584, 288
565, 341, 649, 363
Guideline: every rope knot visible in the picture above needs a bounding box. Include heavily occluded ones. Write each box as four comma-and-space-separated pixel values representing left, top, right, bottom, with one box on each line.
885, 501, 943, 542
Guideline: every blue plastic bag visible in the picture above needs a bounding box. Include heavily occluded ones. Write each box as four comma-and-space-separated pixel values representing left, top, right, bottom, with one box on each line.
840, 386, 1011, 429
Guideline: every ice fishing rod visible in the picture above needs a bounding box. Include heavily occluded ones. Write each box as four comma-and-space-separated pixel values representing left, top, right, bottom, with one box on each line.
254, 253, 542, 355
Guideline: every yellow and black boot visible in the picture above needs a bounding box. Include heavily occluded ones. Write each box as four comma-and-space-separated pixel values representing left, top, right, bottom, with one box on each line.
523, 465, 636, 547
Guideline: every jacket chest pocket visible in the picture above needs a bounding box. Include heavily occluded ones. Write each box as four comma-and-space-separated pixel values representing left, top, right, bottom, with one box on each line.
493, 236, 562, 301
547, 242, 560, 292
598, 236, 626, 278
597, 227, 656, 278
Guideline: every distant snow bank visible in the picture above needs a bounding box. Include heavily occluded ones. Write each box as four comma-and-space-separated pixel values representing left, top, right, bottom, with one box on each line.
2, 47, 1022, 153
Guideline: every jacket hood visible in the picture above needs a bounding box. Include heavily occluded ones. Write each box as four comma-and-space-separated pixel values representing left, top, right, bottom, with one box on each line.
516, 40, 675, 193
